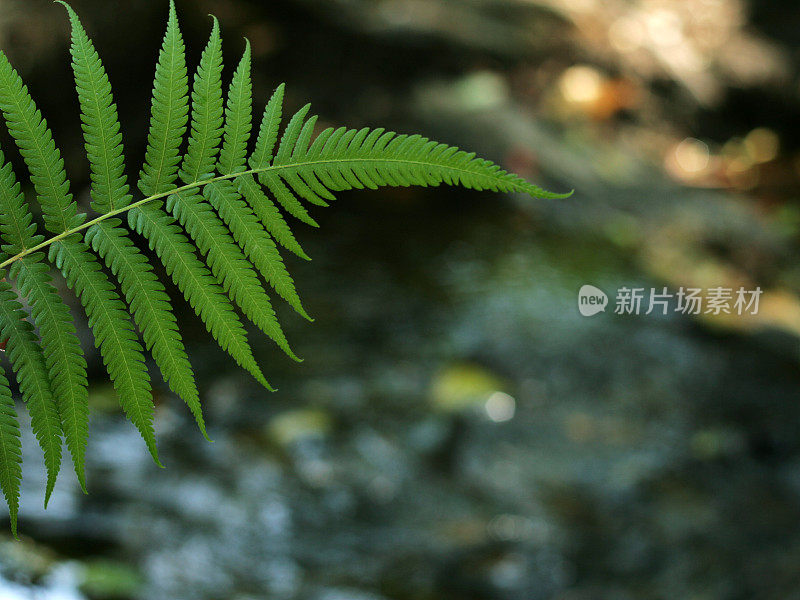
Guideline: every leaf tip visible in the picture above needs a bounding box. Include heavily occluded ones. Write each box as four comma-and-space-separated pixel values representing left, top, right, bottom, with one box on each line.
545, 188, 574, 200
167, 0, 179, 26
256, 374, 275, 392
207, 14, 220, 33
53, 0, 74, 19
43, 464, 59, 511
194, 416, 213, 443
54, 0, 80, 26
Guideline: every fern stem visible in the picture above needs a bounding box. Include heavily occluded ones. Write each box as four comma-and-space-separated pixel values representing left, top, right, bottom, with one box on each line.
0, 158, 549, 270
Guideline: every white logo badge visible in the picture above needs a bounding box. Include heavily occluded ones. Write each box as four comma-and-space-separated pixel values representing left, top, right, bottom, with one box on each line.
578, 284, 608, 316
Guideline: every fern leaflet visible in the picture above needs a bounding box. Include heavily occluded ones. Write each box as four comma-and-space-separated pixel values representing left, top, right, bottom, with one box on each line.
0, 363, 21, 538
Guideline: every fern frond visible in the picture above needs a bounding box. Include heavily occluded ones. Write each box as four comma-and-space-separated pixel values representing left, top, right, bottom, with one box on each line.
61, 2, 204, 439
250, 83, 284, 171
0, 144, 86, 492
0, 52, 84, 234
139, 0, 189, 197
237, 173, 310, 260
211, 45, 310, 320
0, 361, 22, 539
0, 53, 95, 490
278, 119, 569, 201
218, 40, 252, 176
59, 2, 130, 213
0, 1, 570, 533
203, 180, 311, 321
179, 16, 223, 184
13, 256, 88, 490
1, 35, 160, 471
0, 284, 62, 505
85, 221, 206, 438
128, 203, 272, 390
173, 26, 295, 359
51, 236, 159, 465
0, 154, 68, 502
167, 191, 298, 360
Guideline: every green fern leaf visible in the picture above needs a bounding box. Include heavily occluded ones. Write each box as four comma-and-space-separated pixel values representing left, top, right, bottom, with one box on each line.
167, 191, 299, 361
13, 256, 88, 490
0, 160, 63, 502
0, 284, 62, 506
218, 40, 252, 176
0, 37, 161, 472
237, 173, 311, 260
173, 23, 295, 360
211, 45, 309, 320
61, 2, 204, 439
139, 0, 189, 197
250, 83, 285, 171
0, 52, 85, 234
179, 16, 223, 184
203, 180, 311, 321
0, 0, 570, 533
85, 220, 206, 438
282, 117, 570, 201
0, 53, 94, 490
59, 2, 130, 213
0, 144, 86, 494
128, 203, 272, 390
51, 236, 160, 465
0, 362, 22, 539
0, 36, 160, 470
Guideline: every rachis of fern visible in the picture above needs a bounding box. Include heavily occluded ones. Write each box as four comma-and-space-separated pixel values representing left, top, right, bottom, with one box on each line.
0, 1, 570, 536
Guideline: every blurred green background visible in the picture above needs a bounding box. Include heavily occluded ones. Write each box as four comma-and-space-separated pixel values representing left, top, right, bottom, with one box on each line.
2, 0, 800, 598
